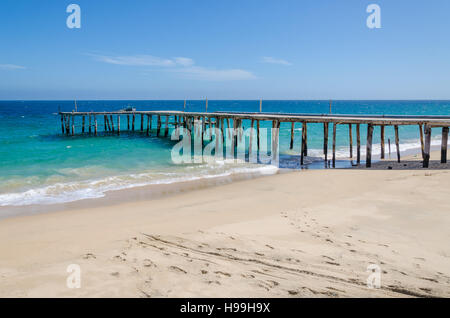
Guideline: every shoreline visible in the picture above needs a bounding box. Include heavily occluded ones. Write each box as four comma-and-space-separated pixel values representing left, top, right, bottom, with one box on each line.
0, 149, 448, 297
0, 142, 446, 220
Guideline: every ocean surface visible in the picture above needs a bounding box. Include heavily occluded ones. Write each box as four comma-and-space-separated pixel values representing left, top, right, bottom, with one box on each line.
0, 100, 449, 207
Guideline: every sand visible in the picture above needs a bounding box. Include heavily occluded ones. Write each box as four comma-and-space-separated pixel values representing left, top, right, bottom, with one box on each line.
0, 150, 449, 298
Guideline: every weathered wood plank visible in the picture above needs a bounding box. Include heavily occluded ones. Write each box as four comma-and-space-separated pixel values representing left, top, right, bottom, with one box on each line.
290, 122, 295, 149
323, 123, 329, 167
356, 123, 361, 164
366, 124, 374, 168
157, 115, 161, 136
110, 115, 114, 132
332, 123, 337, 168
441, 127, 448, 164
423, 124, 431, 168
419, 124, 425, 159
380, 125, 385, 159
348, 124, 353, 159
165, 115, 169, 137
394, 125, 400, 163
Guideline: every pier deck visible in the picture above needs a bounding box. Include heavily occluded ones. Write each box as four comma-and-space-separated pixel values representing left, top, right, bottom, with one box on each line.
58, 110, 450, 168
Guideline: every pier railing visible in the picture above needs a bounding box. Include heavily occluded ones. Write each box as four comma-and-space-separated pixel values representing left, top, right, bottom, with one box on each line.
58, 110, 450, 168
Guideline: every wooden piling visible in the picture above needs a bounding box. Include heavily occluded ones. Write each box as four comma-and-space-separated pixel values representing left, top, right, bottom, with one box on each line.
441, 127, 448, 164
231, 118, 237, 158
89, 113, 92, 134
104, 115, 107, 131
419, 124, 425, 159
157, 115, 161, 136
301, 122, 306, 165
394, 125, 400, 163
323, 123, 329, 166
141, 114, 144, 132
146, 115, 150, 136
366, 124, 374, 168
304, 123, 308, 156
117, 115, 120, 135
290, 122, 295, 149
165, 116, 169, 137
272, 120, 280, 163
256, 120, 260, 151
106, 115, 111, 131
423, 124, 431, 168
60, 115, 65, 134
249, 119, 255, 157
132, 113, 135, 131
94, 115, 97, 136
348, 124, 353, 159
380, 125, 385, 159
127, 115, 130, 130
332, 123, 337, 168
356, 124, 361, 164
82, 116, 85, 133
110, 115, 114, 132
71, 115, 75, 135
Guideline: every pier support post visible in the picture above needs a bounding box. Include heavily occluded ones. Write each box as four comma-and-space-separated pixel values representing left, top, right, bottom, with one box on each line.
157, 115, 161, 136
394, 125, 400, 163
165, 115, 169, 137
71, 115, 75, 135
249, 119, 255, 158
423, 124, 431, 168
332, 123, 337, 168
82, 116, 85, 133
141, 114, 144, 132
349, 124, 353, 159
132, 113, 135, 131
356, 124, 361, 164
419, 124, 425, 159
146, 115, 150, 136
231, 118, 236, 158
110, 115, 114, 132
61, 115, 65, 134
127, 115, 130, 130
302, 122, 307, 157
366, 124, 374, 168
104, 115, 107, 131
290, 122, 295, 149
380, 125, 385, 159
66, 115, 70, 135
441, 127, 448, 163
301, 122, 306, 165
106, 115, 111, 131
256, 120, 260, 152
304, 123, 308, 156
94, 115, 97, 135
117, 116, 120, 135
271, 120, 280, 165
89, 113, 92, 134
323, 123, 329, 167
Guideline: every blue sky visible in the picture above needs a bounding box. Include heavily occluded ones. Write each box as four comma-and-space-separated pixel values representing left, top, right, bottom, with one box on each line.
0, 0, 449, 100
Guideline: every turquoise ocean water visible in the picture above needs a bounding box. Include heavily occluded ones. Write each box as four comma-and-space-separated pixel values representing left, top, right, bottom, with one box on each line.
0, 100, 449, 207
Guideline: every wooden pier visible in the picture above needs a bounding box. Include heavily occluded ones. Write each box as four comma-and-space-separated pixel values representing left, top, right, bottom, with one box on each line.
58, 110, 450, 168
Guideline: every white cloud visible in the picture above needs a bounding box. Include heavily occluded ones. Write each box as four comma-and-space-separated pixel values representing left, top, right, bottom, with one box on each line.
89, 53, 255, 81
171, 66, 256, 81
0, 64, 26, 70
261, 56, 292, 66
173, 57, 194, 67
90, 54, 176, 67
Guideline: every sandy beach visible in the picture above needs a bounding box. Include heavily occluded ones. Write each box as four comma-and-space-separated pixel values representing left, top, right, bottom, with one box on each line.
0, 150, 449, 298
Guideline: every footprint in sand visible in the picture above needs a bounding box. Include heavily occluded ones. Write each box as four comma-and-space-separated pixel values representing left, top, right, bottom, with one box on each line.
169, 266, 187, 274
82, 253, 96, 259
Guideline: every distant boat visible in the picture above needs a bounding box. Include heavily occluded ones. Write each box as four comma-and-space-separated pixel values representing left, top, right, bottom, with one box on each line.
121, 106, 136, 112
